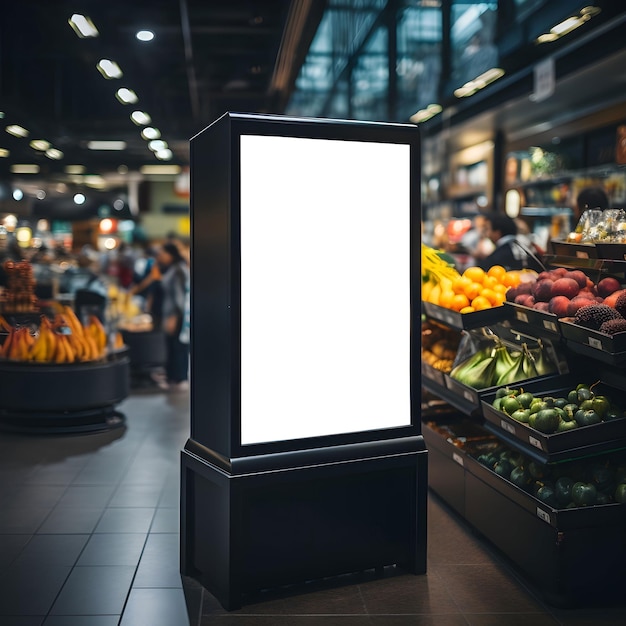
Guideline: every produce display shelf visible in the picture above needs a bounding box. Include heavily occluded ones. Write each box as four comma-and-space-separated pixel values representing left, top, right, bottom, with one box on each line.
560, 319, 626, 364
423, 417, 626, 608
0, 350, 130, 434
421, 374, 481, 417
480, 381, 626, 463
422, 302, 510, 330
504, 302, 561, 338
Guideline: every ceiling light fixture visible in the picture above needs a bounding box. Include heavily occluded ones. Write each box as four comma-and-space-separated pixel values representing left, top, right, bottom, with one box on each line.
148, 140, 168, 152
141, 127, 161, 140
136, 30, 154, 42
74, 193, 86, 205
45, 148, 64, 160
10, 164, 40, 174
140, 164, 181, 175
409, 103, 443, 124
65, 165, 86, 174
155, 149, 173, 161
0, 148, 9, 157
6, 124, 29, 138
96, 59, 123, 79
536, 6, 601, 44
29, 139, 51, 151
68, 14, 99, 38
454, 67, 505, 98
131, 111, 151, 125
87, 140, 127, 151
115, 88, 138, 104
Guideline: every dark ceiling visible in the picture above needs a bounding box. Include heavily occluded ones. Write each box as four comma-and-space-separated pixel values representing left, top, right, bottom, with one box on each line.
0, 0, 322, 187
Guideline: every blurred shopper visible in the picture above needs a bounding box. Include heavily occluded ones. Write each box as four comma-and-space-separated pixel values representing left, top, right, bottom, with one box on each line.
477, 213, 544, 272
155, 242, 190, 390
574, 186, 609, 223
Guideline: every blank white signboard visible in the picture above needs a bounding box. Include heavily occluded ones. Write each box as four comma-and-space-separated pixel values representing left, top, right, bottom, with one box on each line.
239, 134, 411, 445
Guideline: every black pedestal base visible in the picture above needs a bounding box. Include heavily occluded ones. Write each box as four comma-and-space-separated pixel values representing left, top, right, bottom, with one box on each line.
180, 437, 428, 610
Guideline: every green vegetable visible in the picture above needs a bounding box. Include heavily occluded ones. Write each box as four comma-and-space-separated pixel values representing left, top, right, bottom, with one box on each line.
572, 482, 597, 506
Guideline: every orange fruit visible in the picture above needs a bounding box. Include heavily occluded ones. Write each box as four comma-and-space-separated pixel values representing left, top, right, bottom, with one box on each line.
471, 295, 492, 311
494, 283, 508, 294
503, 271, 521, 288
459, 305, 475, 314
487, 265, 506, 281
451, 275, 472, 294
463, 266, 486, 284
479, 288, 499, 306
450, 293, 470, 311
482, 275, 499, 290
438, 289, 455, 309
463, 281, 483, 301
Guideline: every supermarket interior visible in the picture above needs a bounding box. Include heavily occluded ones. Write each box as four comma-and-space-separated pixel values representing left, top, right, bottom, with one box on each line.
2, 1, 626, 624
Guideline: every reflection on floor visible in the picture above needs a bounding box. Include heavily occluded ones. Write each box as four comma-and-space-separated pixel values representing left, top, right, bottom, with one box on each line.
0, 388, 625, 625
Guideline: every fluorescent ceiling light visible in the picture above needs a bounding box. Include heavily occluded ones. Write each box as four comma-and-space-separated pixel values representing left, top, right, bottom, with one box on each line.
155, 149, 173, 161
141, 127, 161, 140
97, 59, 123, 79
136, 30, 154, 42
29, 139, 51, 151
454, 67, 505, 98
6, 124, 29, 138
68, 14, 99, 38
116, 88, 138, 104
87, 140, 127, 150
84, 175, 107, 188
536, 6, 600, 44
45, 148, 64, 160
140, 164, 181, 175
148, 140, 168, 152
0, 148, 9, 157
409, 103, 442, 124
65, 165, 86, 174
11, 164, 40, 174
131, 111, 151, 125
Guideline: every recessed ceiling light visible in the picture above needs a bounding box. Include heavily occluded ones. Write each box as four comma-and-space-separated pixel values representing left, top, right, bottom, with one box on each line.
45, 148, 64, 160
29, 139, 51, 151
6, 124, 29, 138
0, 148, 9, 157
11, 164, 40, 174
155, 148, 173, 161
12, 188, 24, 201
140, 164, 181, 175
97, 59, 123, 79
65, 165, 86, 174
131, 111, 151, 125
141, 127, 161, 140
136, 30, 154, 42
74, 193, 86, 205
148, 140, 168, 152
68, 14, 99, 38
116, 88, 138, 104
87, 140, 127, 150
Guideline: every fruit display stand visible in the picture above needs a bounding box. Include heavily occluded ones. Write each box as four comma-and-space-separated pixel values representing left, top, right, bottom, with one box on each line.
421, 254, 626, 607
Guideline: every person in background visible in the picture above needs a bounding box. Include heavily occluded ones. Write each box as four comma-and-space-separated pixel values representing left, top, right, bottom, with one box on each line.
459, 214, 495, 266
575, 186, 609, 223
477, 213, 544, 272
154, 242, 190, 391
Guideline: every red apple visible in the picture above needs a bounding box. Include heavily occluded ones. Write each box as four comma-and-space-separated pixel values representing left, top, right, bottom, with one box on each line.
533, 301, 550, 312
597, 276, 622, 298
532, 279, 554, 302
548, 295, 570, 317
567, 270, 588, 289
551, 277, 580, 299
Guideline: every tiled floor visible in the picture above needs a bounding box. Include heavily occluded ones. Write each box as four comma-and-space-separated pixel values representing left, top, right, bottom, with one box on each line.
0, 388, 625, 625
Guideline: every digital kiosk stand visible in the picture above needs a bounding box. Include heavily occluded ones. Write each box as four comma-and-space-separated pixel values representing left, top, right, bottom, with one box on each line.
181, 113, 427, 610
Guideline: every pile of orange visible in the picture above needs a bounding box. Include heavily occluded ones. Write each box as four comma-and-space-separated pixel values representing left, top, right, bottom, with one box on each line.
438, 265, 521, 313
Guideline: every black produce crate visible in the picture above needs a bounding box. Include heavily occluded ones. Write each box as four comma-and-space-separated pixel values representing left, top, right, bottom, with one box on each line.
549, 240, 598, 259
560, 319, 626, 364
594, 242, 626, 261
444, 372, 568, 418
504, 302, 561, 337
422, 302, 511, 330
421, 361, 446, 387
481, 380, 626, 463
423, 416, 626, 608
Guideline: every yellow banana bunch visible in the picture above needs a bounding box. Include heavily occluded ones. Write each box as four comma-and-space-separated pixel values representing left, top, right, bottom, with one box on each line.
422, 244, 461, 304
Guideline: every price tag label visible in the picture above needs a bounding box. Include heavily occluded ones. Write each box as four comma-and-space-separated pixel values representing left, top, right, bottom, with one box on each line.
500, 419, 516, 434
528, 436, 544, 450
543, 320, 557, 332
588, 336, 603, 350
515, 311, 529, 323
452, 452, 464, 467
536, 507, 551, 524
463, 390, 475, 403
576, 251, 589, 259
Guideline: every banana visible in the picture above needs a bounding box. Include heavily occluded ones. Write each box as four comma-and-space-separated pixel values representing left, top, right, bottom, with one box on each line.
496, 350, 528, 386
449, 348, 491, 380
457, 356, 497, 388
493, 344, 520, 382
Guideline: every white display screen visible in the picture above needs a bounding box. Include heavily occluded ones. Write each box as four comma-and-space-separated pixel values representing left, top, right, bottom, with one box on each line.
239, 134, 412, 445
